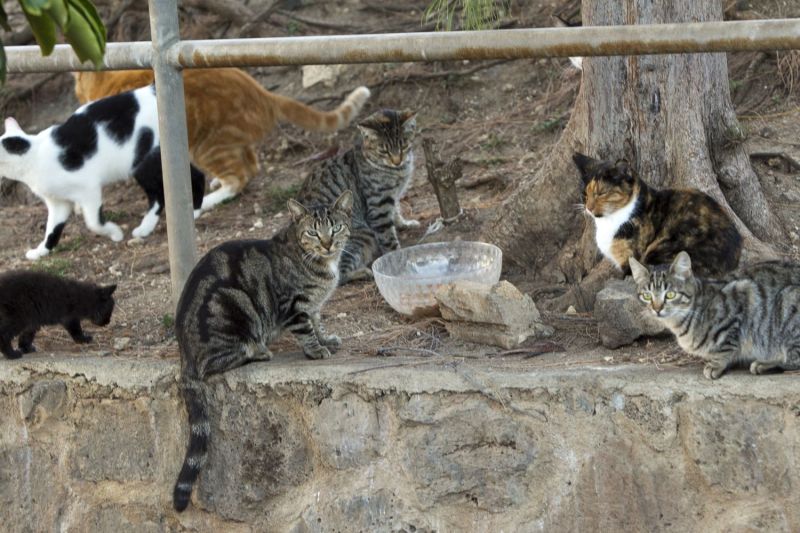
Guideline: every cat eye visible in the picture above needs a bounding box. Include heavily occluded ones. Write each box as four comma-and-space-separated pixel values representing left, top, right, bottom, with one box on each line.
665, 291, 677, 300
306, 230, 319, 238
641, 293, 652, 301
332, 224, 343, 233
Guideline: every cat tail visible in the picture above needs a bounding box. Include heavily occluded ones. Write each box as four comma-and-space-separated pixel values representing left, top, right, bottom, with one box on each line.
273, 86, 371, 132
173, 376, 211, 512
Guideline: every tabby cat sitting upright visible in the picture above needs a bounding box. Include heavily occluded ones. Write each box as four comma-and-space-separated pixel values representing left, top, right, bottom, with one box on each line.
0, 270, 116, 359
172, 191, 352, 512
0, 86, 205, 260
74, 68, 371, 210
573, 153, 741, 276
631, 252, 800, 380
296, 109, 419, 284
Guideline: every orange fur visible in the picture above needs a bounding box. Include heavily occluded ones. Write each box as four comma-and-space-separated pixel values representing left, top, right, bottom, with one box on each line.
72, 69, 370, 209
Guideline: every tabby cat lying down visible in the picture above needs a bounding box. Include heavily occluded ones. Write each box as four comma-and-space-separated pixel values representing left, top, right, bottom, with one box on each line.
74, 68, 371, 210
632, 252, 800, 380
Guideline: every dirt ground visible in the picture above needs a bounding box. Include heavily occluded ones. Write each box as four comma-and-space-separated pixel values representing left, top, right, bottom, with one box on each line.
0, 0, 798, 373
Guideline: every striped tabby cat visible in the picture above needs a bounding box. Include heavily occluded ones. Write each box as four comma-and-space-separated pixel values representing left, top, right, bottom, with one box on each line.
573, 153, 741, 276
631, 252, 800, 380
172, 191, 352, 512
296, 109, 418, 284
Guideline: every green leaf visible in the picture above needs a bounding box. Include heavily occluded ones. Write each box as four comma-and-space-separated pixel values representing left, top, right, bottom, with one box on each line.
68, 0, 105, 44
46, 0, 69, 27
19, 0, 52, 17
62, 3, 105, 66
0, 3, 11, 32
22, 10, 57, 56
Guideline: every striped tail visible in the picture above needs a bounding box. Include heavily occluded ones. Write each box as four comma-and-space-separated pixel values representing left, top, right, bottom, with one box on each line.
274, 86, 371, 132
173, 378, 211, 512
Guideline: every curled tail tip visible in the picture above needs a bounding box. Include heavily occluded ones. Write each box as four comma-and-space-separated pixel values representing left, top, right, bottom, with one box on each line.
348, 86, 371, 104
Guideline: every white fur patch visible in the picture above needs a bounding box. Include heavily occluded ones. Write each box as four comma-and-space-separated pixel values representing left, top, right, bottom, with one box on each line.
591, 195, 638, 267
132, 203, 161, 238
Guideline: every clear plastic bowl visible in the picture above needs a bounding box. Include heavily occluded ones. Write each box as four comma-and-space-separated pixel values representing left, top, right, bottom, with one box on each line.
372, 241, 503, 316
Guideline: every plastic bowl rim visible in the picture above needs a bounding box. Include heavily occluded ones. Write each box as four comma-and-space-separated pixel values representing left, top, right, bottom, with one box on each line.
371, 240, 503, 283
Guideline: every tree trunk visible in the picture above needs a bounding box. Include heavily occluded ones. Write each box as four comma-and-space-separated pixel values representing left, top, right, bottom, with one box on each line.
485, 0, 784, 284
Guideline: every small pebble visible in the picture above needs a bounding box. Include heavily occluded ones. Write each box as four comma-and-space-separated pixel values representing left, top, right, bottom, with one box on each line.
113, 337, 131, 351
565, 305, 577, 315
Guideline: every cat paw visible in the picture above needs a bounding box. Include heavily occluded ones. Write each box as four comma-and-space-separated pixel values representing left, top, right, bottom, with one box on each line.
107, 224, 124, 242
193, 209, 202, 220
3, 349, 23, 359
304, 345, 331, 360
75, 334, 93, 344
209, 178, 221, 190
750, 361, 780, 375
703, 364, 726, 380
320, 334, 342, 351
25, 247, 49, 260
339, 268, 374, 286
396, 218, 421, 229
19, 344, 36, 354
131, 225, 152, 239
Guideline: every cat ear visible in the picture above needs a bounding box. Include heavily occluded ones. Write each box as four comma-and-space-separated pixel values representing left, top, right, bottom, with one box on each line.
357, 125, 379, 145
615, 159, 634, 182
669, 251, 693, 281
4, 117, 22, 134
333, 190, 353, 215
629, 257, 650, 285
572, 152, 596, 183
98, 284, 117, 298
287, 199, 309, 221
400, 110, 417, 135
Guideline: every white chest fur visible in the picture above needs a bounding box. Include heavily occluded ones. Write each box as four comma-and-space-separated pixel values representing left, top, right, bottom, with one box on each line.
592, 195, 638, 267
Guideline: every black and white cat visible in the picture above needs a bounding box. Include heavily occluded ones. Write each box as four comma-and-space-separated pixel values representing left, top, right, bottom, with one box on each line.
0, 85, 205, 260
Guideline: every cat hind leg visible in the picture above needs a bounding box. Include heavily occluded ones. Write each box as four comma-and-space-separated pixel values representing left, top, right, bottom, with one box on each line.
26, 198, 72, 260
18, 328, 38, 353
132, 201, 161, 239
79, 197, 123, 242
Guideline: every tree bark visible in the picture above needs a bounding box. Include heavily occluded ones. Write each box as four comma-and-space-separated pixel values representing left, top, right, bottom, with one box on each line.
485, 0, 783, 283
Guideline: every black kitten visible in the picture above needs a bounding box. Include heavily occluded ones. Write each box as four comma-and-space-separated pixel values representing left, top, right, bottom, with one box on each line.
0, 270, 116, 359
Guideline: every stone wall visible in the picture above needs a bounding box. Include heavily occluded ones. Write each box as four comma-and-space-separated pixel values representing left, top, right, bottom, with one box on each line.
2, 355, 799, 532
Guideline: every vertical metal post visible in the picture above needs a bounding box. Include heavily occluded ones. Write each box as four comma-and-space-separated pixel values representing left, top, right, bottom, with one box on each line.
147, 0, 197, 307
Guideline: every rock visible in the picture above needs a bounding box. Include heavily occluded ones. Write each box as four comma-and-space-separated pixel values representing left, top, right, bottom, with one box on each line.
301, 64, 343, 88
594, 279, 669, 349
435, 280, 553, 349
565, 305, 578, 315
113, 337, 131, 351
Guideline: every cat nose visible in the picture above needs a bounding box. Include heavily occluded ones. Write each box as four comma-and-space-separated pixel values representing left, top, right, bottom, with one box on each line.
390, 154, 403, 166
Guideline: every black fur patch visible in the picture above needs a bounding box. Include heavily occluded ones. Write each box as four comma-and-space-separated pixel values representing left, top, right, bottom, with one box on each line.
52, 92, 140, 171
98, 206, 106, 225
44, 222, 66, 250
133, 127, 155, 168
2, 136, 30, 155
132, 148, 206, 213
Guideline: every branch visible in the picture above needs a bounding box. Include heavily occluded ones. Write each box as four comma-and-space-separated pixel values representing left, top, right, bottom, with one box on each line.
235, 0, 282, 37
749, 152, 800, 172
184, 0, 254, 23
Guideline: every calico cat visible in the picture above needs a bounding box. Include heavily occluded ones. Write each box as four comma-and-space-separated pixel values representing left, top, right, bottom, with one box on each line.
631, 252, 800, 380
172, 191, 352, 512
0, 86, 206, 260
0, 270, 116, 358
573, 153, 741, 276
295, 109, 419, 284
73, 68, 371, 210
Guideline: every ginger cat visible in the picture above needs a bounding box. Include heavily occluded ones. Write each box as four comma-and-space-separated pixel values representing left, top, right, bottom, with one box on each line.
73, 68, 370, 210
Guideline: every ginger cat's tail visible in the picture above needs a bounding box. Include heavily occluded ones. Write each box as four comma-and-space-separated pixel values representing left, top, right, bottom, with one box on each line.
272, 86, 370, 132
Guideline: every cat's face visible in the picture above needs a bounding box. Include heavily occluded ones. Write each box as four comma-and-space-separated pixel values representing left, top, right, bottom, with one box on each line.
0, 118, 33, 174
572, 153, 637, 218
287, 191, 353, 260
358, 109, 416, 168
630, 252, 696, 319
91, 284, 117, 326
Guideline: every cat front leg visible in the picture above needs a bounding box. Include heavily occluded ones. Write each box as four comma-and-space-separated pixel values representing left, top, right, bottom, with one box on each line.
26, 198, 72, 260
132, 201, 161, 239
311, 311, 341, 351
0, 333, 23, 359
367, 209, 401, 252
64, 319, 92, 344
18, 328, 38, 353
287, 312, 331, 360
200, 184, 238, 211
78, 197, 123, 242
338, 228, 377, 285
394, 202, 420, 229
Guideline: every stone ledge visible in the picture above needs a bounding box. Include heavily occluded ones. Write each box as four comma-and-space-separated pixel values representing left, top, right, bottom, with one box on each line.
2, 354, 799, 532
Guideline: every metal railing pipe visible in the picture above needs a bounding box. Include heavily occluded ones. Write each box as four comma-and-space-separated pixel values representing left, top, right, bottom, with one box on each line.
174, 19, 800, 68
6, 19, 800, 73
147, 0, 197, 307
